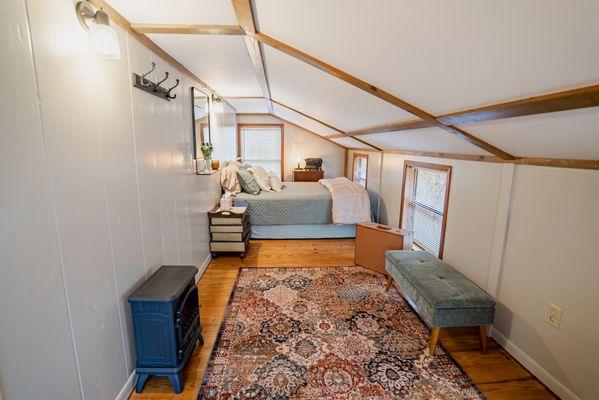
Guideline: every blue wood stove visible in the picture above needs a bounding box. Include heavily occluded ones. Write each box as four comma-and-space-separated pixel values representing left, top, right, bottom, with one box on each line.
128, 265, 204, 393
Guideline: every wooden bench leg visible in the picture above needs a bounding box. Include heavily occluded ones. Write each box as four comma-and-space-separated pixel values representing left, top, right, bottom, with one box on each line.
479, 325, 488, 354
429, 327, 440, 356
385, 275, 393, 291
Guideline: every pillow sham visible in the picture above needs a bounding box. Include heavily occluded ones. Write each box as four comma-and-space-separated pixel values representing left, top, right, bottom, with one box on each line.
267, 171, 284, 191
248, 165, 272, 191
237, 169, 261, 195
220, 163, 241, 195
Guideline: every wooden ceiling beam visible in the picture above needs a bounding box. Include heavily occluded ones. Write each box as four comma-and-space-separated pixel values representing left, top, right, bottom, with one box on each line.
343, 84, 599, 137
231, 0, 273, 113
130, 24, 244, 35
253, 32, 515, 160
438, 84, 599, 125
271, 99, 382, 151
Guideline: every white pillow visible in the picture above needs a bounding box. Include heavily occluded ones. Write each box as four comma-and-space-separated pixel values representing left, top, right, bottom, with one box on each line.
248, 166, 271, 191
268, 171, 284, 191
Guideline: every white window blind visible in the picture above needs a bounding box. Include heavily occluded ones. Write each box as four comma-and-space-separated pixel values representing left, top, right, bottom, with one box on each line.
403, 165, 449, 256
240, 126, 282, 177
353, 156, 368, 188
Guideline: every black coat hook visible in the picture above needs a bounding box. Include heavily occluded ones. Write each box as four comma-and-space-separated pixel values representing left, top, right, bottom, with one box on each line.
167, 79, 180, 99
141, 62, 156, 86
154, 72, 169, 92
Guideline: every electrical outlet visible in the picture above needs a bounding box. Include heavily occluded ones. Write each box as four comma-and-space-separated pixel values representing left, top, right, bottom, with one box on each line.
546, 304, 562, 329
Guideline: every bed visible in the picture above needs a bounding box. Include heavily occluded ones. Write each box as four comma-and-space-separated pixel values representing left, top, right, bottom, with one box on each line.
234, 182, 357, 239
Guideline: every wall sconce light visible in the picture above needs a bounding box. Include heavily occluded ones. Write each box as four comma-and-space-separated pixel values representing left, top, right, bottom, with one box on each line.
76, 1, 121, 59
211, 95, 224, 114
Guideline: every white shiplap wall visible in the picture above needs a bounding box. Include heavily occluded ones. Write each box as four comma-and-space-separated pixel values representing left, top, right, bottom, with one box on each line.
0, 0, 224, 399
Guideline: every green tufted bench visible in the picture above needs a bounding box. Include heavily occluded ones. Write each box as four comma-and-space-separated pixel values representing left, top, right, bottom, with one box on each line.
385, 250, 496, 356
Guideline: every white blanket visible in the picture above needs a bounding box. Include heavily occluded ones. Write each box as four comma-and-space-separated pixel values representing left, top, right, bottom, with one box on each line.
319, 177, 371, 224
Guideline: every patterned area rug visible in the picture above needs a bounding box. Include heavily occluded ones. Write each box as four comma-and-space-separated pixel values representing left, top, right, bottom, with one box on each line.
199, 267, 484, 399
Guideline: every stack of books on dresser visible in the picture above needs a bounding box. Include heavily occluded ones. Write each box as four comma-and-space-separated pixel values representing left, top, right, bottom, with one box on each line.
208, 206, 250, 258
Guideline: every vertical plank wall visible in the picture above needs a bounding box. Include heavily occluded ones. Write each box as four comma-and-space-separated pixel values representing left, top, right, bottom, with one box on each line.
0, 0, 226, 399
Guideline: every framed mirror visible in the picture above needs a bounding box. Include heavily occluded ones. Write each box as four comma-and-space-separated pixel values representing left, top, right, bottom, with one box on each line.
191, 87, 210, 172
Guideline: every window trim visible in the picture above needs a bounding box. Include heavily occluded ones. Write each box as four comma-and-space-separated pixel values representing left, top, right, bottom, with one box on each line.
237, 123, 285, 179
399, 160, 452, 259
351, 153, 369, 189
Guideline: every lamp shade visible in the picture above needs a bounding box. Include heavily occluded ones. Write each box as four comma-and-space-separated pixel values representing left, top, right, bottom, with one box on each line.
89, 23, 121, 59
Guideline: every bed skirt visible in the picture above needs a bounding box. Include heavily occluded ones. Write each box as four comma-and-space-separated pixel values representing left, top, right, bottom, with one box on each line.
251, 224, 356, 239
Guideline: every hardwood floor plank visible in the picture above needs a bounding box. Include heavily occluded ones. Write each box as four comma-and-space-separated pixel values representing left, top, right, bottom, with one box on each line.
129, 239, 555, 400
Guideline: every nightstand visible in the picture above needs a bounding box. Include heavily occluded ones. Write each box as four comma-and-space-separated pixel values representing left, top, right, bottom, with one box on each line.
208, 206, 250, 258
293, 169, 324, 182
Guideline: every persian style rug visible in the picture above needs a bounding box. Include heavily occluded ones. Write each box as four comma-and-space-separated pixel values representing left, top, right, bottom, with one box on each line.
199, 267, 484, 399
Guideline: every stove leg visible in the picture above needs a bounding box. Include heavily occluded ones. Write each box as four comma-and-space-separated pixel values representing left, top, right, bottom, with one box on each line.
135, 373, 149, 393
169, 372, 183, 394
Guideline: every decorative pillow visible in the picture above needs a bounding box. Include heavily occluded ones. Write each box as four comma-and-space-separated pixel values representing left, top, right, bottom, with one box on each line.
267, 171, 284, 191
237, 169, 261, 195
248, 166, 272, 191
220, 163, 241, 195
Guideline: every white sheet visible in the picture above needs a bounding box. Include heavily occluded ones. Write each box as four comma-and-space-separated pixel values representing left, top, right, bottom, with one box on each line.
319, 177, 371, 224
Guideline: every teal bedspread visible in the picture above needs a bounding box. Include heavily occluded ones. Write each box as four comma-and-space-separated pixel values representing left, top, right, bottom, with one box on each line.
234, 182, 332, 225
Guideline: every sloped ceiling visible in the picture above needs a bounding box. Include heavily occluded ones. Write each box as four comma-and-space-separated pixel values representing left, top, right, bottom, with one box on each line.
105, 0, 599, 159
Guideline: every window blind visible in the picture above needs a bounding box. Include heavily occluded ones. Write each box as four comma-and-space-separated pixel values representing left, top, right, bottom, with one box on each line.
240, 126, 282, 177
404, 166, 448, 256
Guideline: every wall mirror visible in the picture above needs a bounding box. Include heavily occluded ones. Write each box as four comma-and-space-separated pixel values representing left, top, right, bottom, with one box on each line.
191, 87, 210, 171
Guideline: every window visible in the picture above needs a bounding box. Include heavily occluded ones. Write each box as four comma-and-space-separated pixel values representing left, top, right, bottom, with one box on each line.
238, 124, 284, 178
352, 153, 368, 188
400, 161, 451, 258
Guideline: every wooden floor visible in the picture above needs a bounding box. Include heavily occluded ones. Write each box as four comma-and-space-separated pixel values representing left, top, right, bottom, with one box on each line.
129, 239, 557, 400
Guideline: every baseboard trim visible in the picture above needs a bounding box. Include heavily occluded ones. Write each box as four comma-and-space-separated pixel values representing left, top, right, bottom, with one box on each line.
195, 254, 212, 284
115, 371, 136, 400
491, 328, 580, 400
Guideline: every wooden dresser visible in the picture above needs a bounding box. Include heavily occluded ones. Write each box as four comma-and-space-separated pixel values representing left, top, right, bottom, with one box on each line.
293, 169, 324, 182
354, 221, 413, 275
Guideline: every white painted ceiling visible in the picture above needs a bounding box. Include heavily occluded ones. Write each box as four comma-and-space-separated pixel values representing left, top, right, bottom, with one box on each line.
361, 128, 492, 156
330, 136, 373, 150
148, 35, 262, 97
107, 0, 238, 24
106, 0, 599, 158
225, 98, 269, 114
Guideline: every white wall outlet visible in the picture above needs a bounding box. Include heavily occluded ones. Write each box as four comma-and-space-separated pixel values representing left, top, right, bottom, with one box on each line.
546, 303, 562, 329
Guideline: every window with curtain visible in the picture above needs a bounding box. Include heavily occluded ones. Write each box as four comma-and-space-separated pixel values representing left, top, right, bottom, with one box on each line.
352, 153, 368, 188
238, 124, 283, 178
400, 161, 451, 258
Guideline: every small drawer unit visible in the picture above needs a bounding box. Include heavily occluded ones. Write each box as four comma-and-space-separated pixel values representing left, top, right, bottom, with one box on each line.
209, 205, 250, 258
128, 265, 203, 394
293, 168, 325, 182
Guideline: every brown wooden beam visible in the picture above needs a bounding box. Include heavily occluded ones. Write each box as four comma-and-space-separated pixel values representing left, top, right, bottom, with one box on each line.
271, 99, 382, 151
439, 84, 599, 125
343, 84, 599, 138
231, 0, 273, 113
253, 32, 515, 160
130, 24, 244, 35
382, 150, 599, 170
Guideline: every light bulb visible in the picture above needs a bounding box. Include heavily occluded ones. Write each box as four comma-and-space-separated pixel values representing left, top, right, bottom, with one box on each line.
89, 23, 121, 59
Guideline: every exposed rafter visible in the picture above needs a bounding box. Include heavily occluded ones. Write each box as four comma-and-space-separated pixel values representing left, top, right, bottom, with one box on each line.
131, 24, 244, 35
231, 0, 273, 113
253, 32, 515, 160
271, 100, 382, 151
340, 84, 599, 137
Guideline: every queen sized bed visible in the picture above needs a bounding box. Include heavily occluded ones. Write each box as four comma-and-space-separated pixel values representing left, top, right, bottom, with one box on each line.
234, 182, 358, 239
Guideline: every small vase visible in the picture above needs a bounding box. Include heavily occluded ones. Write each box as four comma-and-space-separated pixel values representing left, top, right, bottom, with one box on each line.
202, 157, 212, 174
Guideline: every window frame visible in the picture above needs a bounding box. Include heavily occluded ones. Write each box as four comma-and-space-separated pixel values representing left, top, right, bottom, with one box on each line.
237, 123, 285, 179
351, 153, 369, 189
399, 160, 452, 259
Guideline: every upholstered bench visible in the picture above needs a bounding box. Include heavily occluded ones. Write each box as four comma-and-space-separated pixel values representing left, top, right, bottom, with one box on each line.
385, 250, 496, 356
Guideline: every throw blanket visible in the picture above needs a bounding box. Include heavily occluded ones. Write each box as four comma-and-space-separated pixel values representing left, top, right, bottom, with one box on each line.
319, 177, 371, 224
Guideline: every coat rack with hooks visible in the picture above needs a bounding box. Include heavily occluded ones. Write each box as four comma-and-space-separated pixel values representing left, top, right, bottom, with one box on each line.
133, 62, 180, 101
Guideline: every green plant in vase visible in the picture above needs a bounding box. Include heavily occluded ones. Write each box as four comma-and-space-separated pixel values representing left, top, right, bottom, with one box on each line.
200, 142, 213, 173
